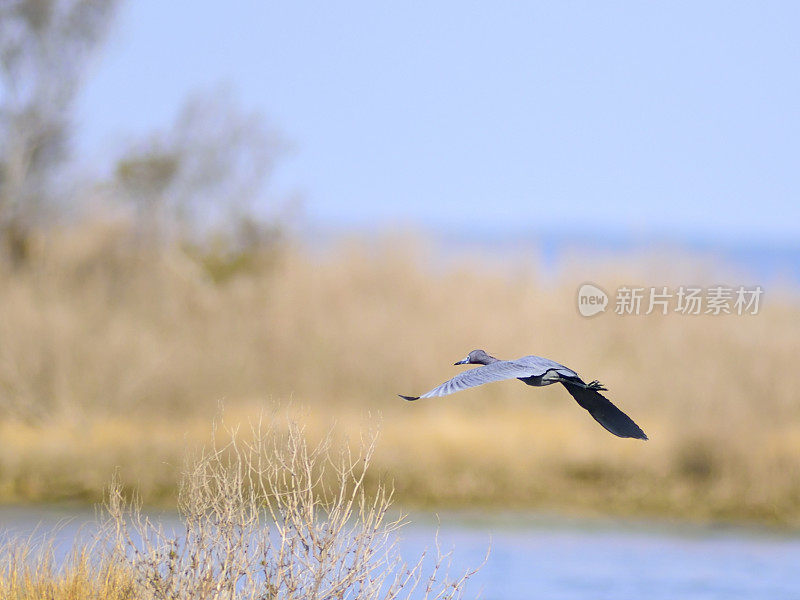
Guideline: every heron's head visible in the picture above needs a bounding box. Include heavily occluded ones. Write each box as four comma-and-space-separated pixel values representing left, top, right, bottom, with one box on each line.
454, 349, 493, 365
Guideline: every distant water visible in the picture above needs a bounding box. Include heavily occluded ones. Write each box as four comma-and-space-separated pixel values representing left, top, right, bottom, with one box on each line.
401, 514, 800, 600
304, 222, 800, 286
2, 507, 799, 600
435, 229, 800, 286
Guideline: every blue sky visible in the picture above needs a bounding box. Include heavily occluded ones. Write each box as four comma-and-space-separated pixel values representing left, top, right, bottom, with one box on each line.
75, 1, 800, 244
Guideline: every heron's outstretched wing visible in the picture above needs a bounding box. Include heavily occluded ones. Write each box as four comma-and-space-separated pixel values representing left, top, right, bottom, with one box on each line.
515, 355, 579, 379
400, 360, 542, 400
560, 382, 648, 440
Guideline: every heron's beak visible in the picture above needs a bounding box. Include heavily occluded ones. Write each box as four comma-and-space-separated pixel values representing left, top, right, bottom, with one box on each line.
454, 358, 469, 365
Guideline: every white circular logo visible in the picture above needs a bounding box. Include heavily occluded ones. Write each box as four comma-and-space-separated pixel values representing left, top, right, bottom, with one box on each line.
577, 283, 608, 317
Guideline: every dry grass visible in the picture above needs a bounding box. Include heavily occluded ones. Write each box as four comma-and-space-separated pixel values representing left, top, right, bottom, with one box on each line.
0, 416, 478, 600
1, 221, 800, 524
0, 542, 136, 600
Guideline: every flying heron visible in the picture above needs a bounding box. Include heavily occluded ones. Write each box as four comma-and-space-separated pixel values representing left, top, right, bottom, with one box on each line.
400, 349, 648, 440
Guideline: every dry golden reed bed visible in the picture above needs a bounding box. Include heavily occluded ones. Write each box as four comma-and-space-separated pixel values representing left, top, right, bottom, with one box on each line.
1, 222, 799, 524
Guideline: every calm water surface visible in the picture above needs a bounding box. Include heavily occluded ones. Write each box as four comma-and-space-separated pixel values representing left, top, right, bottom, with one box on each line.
2, 507, 799, 600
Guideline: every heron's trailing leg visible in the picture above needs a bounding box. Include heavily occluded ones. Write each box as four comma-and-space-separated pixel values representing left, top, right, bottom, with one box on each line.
561, 378, 607, 391
586, 380, 607, 391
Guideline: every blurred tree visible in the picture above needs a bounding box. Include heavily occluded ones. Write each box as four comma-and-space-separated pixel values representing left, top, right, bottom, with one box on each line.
113, 88, 288, 264
0, 0, 119, 265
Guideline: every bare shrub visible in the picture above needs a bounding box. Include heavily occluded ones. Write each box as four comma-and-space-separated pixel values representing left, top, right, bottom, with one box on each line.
105, 417, 479, 600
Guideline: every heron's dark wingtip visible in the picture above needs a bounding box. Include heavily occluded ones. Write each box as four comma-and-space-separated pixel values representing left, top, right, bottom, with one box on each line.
620, 425, 648, 440
613, 427, 648, 441
399, 394, 420, 402
625, 425, 648, 441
